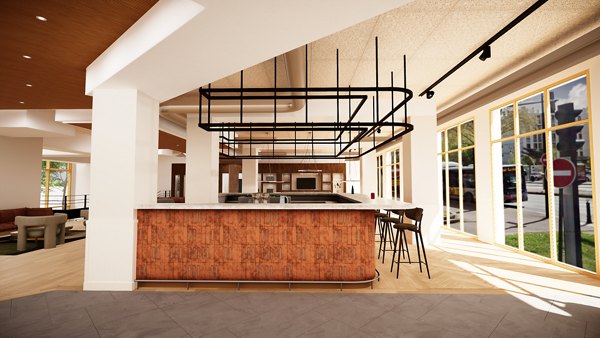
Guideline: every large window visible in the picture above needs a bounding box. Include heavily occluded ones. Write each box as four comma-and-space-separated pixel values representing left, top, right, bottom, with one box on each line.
40, 160, 72, 208
439, 120, 477, 235
376, 147, 402, 200
491, 73, 596, 273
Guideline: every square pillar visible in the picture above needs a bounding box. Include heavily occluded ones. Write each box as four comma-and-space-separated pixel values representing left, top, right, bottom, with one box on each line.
186, 114, 219, 203
361, 151, 377, 196
0, 136, 42, 208
84, 89, 159, 291
242, 147, 258, 193
228, 165, 240, 193
402, 98, 441, 245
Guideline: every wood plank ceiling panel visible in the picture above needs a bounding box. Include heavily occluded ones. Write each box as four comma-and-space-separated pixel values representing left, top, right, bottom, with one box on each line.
0, 0, 158, 109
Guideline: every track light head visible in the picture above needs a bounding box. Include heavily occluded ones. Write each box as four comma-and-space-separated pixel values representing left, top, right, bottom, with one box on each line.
479, 45, 491, 61
426, 90, 435, 99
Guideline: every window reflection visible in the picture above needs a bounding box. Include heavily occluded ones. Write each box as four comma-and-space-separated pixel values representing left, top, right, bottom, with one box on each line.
520, 133, 550, 258
494, 104, 514, 139
552, 125, 595, 272
550, 76, 588, 127
501, 140, 519, 249
448, 152, 460, 230
462, 149, 476, 235
461, 121, 474, 147
491, 74, 595, 273
448, 127, 458, 150
518, 93, 544, 134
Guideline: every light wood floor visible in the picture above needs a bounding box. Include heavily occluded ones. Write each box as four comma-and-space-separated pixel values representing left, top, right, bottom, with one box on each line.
2, 229, 600, 306
0, 238, 84, 301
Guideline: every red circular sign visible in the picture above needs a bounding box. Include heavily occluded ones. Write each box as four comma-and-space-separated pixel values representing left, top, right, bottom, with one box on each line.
540, 153, 547, 166
553, 158, 576, 188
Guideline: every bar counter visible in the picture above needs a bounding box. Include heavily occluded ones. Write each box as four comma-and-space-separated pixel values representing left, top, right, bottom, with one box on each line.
136, 193, 411, 283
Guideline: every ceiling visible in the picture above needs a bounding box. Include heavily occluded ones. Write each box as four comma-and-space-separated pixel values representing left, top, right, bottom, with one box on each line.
166, 0, 600, 115
2, 1, 598, 113
1, 0, 599, 157
0, 0, 158, 109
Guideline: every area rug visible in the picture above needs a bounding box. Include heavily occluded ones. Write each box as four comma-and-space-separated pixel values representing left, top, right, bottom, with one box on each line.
0, 231, 85, 255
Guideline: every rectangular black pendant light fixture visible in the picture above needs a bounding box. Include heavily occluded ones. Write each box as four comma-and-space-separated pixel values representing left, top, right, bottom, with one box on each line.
198, 37, 414, 159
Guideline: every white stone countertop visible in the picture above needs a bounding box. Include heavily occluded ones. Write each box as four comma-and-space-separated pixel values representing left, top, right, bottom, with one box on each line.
137, 193, 413, 210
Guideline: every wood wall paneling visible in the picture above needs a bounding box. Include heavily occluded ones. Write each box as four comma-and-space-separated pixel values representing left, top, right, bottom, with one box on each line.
136, 209, 375, 281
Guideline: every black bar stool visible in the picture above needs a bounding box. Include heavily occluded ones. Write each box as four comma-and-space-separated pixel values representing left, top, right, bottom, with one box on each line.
374, 210, 387, 244
378, 211, 400, 263
386, 209, 411, 264
390, 207, 430, 279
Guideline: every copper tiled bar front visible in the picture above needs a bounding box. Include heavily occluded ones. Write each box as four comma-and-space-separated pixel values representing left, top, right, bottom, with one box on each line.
136, 209, 375, 281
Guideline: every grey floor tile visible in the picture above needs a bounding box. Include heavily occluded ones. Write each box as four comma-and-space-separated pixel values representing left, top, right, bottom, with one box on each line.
313, 295, 388, 329
200, 328, 238, 338
586, 320, 600, 338
141, 291, 189, 308
222, 292, 328, 316
46, 291, 116, 323
0, 309, 55, 338
439, 294, 545, 316
86, 294, 157, 327
210, 291, 245, 301
163, 297, 256, 337
173, 292, 217, 307
550, 296, 600, 323
0, 291, 596, 338
300, 319, 374, 338
388, 294, 450, 320
29, 313, 100, 338
0, 299, 10, 322
227, 306, 330, 338
344, 293, 416, 311
360, 312, 466, 338
490, 310, 586, 338
96, 308, 190, 338
544, 313, 588, 337
418, 294, 506, 337
9, 293, 48, 318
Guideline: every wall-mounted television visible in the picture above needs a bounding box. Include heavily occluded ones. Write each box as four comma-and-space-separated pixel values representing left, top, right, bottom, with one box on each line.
296, 177, 316, 190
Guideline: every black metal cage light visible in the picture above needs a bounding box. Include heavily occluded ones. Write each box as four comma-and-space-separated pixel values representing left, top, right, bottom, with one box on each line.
198, 37, 414, 159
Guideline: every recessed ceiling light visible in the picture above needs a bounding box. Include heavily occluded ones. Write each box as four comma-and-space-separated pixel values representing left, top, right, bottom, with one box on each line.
22, 55, 31, 59
35, 16, 47, 21
26, 84, 32, 87
19, 101, 25, 104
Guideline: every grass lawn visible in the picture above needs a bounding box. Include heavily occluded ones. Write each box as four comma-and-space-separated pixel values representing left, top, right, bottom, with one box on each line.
505, 232, 596, 272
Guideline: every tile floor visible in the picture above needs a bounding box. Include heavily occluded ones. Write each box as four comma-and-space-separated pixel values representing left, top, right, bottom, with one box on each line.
1, 290, 599, 337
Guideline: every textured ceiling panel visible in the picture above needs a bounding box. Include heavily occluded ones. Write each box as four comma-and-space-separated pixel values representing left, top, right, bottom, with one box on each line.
311, 17, 378, 61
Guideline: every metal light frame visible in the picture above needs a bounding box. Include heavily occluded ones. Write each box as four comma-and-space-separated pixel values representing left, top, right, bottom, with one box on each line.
198, 37, 413, 159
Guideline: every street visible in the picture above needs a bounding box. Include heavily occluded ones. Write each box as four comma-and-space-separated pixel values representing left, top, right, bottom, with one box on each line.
446, 180, 595, 236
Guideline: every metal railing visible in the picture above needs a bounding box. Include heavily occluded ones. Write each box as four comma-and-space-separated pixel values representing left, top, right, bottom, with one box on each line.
157, 190, 172, 198
41, 194, 89, 210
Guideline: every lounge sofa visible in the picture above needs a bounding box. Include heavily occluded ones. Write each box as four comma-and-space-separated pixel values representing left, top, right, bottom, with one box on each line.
0, 207, 54, 233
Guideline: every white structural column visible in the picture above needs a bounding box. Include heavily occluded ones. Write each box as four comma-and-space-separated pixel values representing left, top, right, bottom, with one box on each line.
242, 156, 258, 193
361, 151, 377, 196
402, 98, 441, 245
84, 89, 159, 291
0, 136, 42, 208
186, 113, 219, 202
73, 163, 91, 200
475, 110, 500, 244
